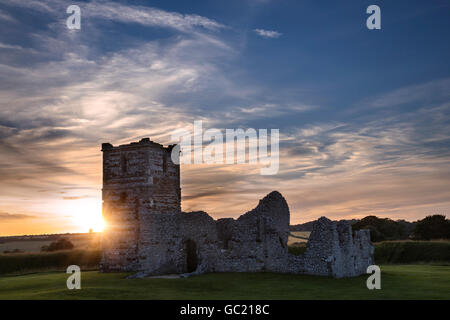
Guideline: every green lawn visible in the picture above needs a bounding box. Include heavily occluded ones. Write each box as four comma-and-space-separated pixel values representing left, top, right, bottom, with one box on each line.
0, 265, 449, 300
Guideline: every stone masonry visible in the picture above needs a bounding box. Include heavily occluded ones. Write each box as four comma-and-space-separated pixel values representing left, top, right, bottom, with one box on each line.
100, 138, 374, 278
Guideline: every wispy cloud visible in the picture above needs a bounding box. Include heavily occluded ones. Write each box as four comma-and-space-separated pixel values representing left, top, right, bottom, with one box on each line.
254, 28, 282, 38
83, 1, 226, 32
0, 4, 268, 228
3, 0, 225, 32
0, 212, 35, 220
63, 195, 89, 200
0, 9, 17, 23
361, 78, 450, 109
0, 42, 25, 50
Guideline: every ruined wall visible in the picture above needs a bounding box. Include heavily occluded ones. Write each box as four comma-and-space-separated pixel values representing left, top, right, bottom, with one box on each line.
100, 138, 374, 278
127, 191, 291, 276
214, 191, 290, 273
299, 217, 374, 278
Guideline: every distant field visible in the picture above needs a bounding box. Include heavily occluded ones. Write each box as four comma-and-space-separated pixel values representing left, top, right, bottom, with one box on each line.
0, 234, 101, 253
0, 265, 449, 300
0, 240, 52, 253
288, 231, 310, 245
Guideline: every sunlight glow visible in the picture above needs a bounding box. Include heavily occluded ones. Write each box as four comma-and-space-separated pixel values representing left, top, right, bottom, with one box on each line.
58, 198, 104, 232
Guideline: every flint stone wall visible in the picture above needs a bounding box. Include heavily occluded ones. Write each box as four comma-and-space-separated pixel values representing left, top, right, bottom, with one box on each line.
100, 139, 374, 278
293, 218, 374, 277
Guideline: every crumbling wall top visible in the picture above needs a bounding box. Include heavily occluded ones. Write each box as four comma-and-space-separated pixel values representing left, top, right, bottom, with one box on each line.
101, 138, 172, 152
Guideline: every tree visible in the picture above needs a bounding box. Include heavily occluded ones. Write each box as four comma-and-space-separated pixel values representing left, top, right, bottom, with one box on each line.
412, 215, 450, 240
352, 216, 413, 242
41, 238, 74, 252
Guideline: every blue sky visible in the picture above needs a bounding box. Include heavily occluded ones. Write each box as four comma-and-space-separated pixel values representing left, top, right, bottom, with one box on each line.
0, 0, 449, 235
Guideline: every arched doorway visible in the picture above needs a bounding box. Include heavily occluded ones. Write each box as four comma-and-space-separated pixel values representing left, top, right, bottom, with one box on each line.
185, 239, 198, 273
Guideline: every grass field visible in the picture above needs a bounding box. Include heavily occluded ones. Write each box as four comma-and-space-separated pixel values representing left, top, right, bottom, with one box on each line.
0, 265, 449, 300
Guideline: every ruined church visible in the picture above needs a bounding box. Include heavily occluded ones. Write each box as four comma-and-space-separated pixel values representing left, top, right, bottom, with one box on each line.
100, 138, 374, 278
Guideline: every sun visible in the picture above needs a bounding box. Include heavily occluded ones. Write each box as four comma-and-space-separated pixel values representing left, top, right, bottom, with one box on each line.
61, 198, 105, 232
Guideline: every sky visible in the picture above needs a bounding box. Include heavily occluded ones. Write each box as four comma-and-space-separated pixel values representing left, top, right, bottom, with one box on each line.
0, 0, 449, 236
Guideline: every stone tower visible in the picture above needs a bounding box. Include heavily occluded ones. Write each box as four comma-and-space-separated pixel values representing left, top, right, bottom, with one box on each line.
100, 138, 180, 271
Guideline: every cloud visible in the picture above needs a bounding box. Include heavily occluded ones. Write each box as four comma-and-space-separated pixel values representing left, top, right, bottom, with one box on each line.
276, 92, 450, 222
0, 5, 267, 221
179, 93, 450, 221
0, 42, 26, 50
222, 103, 317, 123
83, 1, 226, 32
1, 0, 57, 14
63, 195, 89, 200
295, 123, 345, 137
254, 28, 282, 38
359, 78, 450, 110
0, 212, 35, 220
0, 9, 17, 23
2, 0, 225, 32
